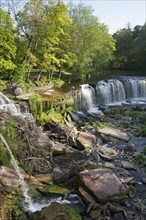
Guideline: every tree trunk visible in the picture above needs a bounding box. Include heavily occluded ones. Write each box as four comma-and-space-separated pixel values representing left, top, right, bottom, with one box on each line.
37, 70, 42, 81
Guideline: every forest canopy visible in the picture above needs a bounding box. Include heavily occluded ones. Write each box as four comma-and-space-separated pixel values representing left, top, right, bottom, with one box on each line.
0, 0, 145, 85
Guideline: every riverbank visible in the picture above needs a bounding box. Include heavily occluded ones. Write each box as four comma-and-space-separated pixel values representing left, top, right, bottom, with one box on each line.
0, 92, 146, 219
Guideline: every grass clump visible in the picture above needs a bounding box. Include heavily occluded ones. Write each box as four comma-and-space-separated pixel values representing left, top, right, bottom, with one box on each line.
0, 141, 12, 167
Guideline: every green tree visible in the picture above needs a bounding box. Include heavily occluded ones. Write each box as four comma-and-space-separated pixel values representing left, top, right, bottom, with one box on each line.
112, 23, 146, 72
0, 8, 16, 79
68, 3, 115, 77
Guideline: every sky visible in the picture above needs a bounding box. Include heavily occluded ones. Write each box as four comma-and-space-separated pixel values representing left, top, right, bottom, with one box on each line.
64, 0, 146, 34
1, 0, 146, 34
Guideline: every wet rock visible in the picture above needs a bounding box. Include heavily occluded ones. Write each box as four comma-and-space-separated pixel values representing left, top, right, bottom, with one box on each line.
124, 143, 136, 154
53, 167, 69, 184
90, 148, 100, 163
90, 209, 101, 219
52, 142, 79, 156
28, 203, 81, 220
121, 161, 135, 170
35, 173, 53, 184
15, 93, 32, 100
103, 162, 116, 169
59, 123, 79, 146
77, 132, 96, 150
99, 145, 118, 161
79, 187, 96, 204
119, 177, 134, 184
142, 178, 146, 184
67, 110, 82, 124
98, 126, 131, 141
14, 87, 23, 96
0, 166, 20, 192
53, 151, 89, 184
112, 211, 126, 220
79, 168, 125, 201
121, 116, 133, 121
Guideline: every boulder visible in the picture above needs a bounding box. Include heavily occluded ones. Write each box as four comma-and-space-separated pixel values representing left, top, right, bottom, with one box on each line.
98, 126, 131, 141
35, 173, 53, 184
77, 132, 96, 150
79, 168, 125, 201
0, 166, 20, 192
52, 142, 79, 156
28, 203, 81, 220
15, 93, 32, 100
121, 161, 135, 170
14, 87, 23, 96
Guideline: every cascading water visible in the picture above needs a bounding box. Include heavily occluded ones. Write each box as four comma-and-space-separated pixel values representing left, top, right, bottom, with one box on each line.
96, 80, 126, 105
0, 92, 84, 212
80, 77, 146, 110
121, 77, 146, 102
80, 84, 102, 114
0, 92, 20, 114
0, 133, 33, 210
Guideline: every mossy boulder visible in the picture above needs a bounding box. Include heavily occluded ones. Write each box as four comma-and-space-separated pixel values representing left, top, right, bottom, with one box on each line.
28, 203, 82, 220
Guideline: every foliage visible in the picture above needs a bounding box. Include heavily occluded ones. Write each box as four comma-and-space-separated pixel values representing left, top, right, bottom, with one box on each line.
0, 8, 16, 78
65, 205, 82, 220
37, 110, 64, 126
112, 23, 146, 72
134, 153, 146, 168
68, 3, 115, 76
52, 78, 65, 88
119, 120, 131, 128
0, 1, 116, 82
28, 94, 42, 118
44, 185, 70, 195
0, 80, 7, 91
91, 121, 106, 128
0, 141, 12, 167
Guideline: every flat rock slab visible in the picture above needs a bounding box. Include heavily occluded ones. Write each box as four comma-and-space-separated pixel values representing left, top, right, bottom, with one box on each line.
98, 126, 131, 141
16, 93, 32, 100
77, 132, 96, 150
0, 166, 20, 191
79, 169, 125, 201
121, 161, 135, 170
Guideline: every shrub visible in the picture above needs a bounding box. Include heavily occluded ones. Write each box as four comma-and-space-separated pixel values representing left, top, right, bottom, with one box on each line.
0, 80, 7, 91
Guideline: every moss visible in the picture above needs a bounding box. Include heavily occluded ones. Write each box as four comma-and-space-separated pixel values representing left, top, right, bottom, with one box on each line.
0, 140, 12, 167
128, 185, 136, 196
44, 185, 70, 195
134, 125, 146, 136
0, 80, 7, 91
119, 120, 131, 128
134, 153, 146, 168
65, 205, 82, 220
92, 121, 106, 129
143, 146, 146, 155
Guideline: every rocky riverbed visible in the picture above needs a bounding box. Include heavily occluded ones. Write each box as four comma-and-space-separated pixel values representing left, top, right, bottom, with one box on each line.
0, 103, 146, 220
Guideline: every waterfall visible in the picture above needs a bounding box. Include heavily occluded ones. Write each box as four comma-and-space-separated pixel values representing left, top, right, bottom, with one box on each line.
0, 92, 34, 123
0, 92, 80, 212
0, 93, 35, 211
80, 77, 146, 108
80, 84, 102, 114
0, 92, 20, 115
0, 133, 33, 210
121, 78, 146, 102
96, 80, 126, 105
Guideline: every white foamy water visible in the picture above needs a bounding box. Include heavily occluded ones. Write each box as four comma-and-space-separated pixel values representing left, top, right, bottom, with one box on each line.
80, 84, 103, 114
